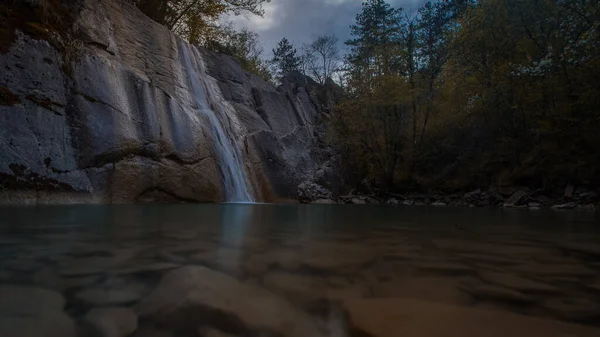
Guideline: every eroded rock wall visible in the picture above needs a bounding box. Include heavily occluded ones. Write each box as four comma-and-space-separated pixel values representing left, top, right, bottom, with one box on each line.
0, 0, 328, 203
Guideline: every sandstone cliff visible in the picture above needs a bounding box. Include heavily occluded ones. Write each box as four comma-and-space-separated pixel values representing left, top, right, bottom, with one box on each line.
0, 0, 331, 203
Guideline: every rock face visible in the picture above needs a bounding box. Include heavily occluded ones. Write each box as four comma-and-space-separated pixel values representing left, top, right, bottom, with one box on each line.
0, 0, 331, 203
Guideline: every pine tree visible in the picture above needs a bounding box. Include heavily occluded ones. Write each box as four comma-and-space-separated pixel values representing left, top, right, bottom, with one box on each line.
345, 0, 404, 88
271, 38, 301, 78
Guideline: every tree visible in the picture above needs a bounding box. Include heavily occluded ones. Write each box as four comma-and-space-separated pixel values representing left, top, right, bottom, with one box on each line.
345, 0, 404, 89
206, 25, 272, 82
271, 38, 301, 78
128, 0, 270, 43
331, 0, 600, 193
305, 35, 341, 84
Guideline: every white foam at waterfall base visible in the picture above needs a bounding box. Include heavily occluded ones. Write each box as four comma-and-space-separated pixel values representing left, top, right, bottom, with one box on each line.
179, 41, 254, 202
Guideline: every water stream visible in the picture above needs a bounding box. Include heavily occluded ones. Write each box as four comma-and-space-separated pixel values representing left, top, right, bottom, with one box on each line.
1, 204, 599, 337
179, 41, 254, 202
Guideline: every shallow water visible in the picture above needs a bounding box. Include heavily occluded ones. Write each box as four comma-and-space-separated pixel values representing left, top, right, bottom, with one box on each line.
1, 204, 600, 336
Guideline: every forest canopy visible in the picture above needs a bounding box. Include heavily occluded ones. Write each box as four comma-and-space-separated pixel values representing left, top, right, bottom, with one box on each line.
330, 0, 600, 193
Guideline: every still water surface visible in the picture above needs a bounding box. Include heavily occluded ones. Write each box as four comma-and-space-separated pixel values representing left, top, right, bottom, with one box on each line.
1, 204, 599, 336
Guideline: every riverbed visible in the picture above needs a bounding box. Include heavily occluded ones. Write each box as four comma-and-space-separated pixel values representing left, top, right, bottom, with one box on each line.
1, 204, 599, 337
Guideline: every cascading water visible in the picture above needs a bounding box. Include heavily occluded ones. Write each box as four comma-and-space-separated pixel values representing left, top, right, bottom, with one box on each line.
179, 41, 254, 202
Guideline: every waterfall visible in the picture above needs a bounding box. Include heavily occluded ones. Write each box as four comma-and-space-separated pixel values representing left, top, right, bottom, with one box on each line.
179, 41, 254, 202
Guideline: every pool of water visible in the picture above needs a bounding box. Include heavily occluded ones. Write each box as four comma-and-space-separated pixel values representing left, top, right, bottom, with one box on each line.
1, 204, 599, 337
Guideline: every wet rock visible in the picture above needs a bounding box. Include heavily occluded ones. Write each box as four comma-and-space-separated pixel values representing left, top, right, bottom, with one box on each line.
343, 298, 600, 337
577, 204, 596, 211
564, 184, 575, 198
498, 186, 518, 196
460, 284, 535, 304
478, 272, 559, 294
579, 191, 599, 201
136, 266, 323, 337
313, 199, 336, 204
84, 307, 138, 337
75, 288, 142, 306
386, 198, 400, 205
350, 198, 366, 205
552, 202, 578, 209
503, 190, 527, 207
298, 182, 332, 203
464, 189, 482, 200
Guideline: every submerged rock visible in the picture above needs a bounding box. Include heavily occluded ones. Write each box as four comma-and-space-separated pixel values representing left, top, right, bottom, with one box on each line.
478, 272, 559, 294
84, 307, 138, 337
0, 285, 76, 337
0, 285, 65, 314
543, 298, 600, 323
198, 327, 236, 337
136, 266, 323, 337
459, 283, 535, 304
343, 298, 600, 337
75, 288, 142, 306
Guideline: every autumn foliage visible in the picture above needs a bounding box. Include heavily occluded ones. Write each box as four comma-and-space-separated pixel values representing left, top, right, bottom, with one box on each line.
331, 0, 600, 192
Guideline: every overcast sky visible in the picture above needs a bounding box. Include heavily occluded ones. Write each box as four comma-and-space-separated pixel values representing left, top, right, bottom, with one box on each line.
229, 0, 429, 56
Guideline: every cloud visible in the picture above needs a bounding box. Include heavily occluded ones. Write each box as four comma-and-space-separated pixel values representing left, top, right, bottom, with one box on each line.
228, 0, 429, 55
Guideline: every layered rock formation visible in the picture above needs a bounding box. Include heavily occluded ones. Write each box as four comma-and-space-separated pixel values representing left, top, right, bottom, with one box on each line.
0, 0, 332, 203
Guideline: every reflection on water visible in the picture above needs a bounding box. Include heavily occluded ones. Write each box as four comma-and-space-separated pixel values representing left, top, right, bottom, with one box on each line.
0, 204, 599, 337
